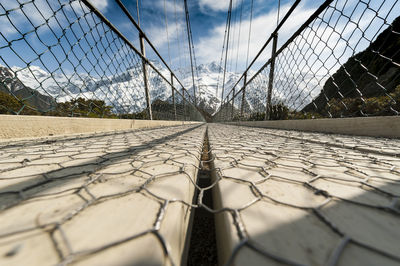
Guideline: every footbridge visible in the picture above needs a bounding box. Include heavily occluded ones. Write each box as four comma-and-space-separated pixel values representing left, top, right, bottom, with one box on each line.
0, 0, 399, 265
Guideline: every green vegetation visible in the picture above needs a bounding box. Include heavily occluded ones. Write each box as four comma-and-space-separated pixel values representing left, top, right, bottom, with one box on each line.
242, 85, 400, 121
0, 90, 201, 120
0, 93, 116, 118
248, 103, 289, 121
46, 97, 115, 118
324, 85, 400, 117
0, 91, 40, 115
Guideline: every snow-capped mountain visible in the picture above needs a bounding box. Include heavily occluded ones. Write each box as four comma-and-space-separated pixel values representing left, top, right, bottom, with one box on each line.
3, 61, 174, 114
1, 61, 311, 116
0, 65, 56, 112
179, 61, 242, 114
1, 61, 236, 114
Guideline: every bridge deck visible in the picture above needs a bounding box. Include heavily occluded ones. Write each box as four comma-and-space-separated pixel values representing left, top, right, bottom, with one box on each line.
208, 124, 400, 266
0, 123, 400, 266
0, 124, 205, 266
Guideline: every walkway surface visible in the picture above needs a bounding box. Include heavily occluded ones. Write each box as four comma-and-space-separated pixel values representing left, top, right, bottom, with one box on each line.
1, 123, 400, 266
208, 124, 400, 266
0, 124, 205, 266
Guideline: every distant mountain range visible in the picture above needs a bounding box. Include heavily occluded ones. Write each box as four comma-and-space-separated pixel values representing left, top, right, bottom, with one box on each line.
1, 15, 399, 118
0, 60, 275, 116
0, 66, 56, 112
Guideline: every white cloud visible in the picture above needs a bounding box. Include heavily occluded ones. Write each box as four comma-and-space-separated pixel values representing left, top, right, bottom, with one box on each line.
88, 0, 109, 12
155, 0, 184, 14
195, 2, 315, 71
199, 0, 240, 13
146, 19, 185, 48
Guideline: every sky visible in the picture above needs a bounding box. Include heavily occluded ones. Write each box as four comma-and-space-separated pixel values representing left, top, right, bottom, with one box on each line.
112, 0, 324, 73
0, 0, 324, 74
92, 0, 400, 83
0, 0, 399, 89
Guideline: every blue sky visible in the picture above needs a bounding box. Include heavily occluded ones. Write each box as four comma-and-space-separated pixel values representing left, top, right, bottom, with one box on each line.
0, 0, 320, 73
90, 0, 325, 73
1, 0, 399, 79
74, 0, 400, 73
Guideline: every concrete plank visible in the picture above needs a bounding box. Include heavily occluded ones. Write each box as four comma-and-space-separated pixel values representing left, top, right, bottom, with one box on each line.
208, 124, 400, 266
0, 124, 205, 266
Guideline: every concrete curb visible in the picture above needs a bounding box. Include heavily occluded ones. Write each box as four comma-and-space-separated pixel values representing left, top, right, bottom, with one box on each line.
0, 115, 202, 139
225, 116, 400, 138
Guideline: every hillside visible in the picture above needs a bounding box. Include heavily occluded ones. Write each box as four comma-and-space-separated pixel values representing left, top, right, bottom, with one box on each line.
0, 66, 56, 114
303, 16, 400, 114
0, 61, 252, 116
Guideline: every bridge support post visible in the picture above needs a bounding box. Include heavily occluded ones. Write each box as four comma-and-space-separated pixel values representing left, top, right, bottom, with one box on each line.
231, 88, 235, 121
224, 101, 228, 121
171, 73, 177, 121
240, 73, 247, 121
139, 33, 153, 120
265, 33, 278, 120
182, 87, 186, 121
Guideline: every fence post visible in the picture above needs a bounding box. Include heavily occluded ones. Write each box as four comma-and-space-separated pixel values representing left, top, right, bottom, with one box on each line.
265, 32, 278, 120
171, 73, 177, 121
225, 101, 229, 121
231, 87, 235, 121
240, 72, 247, 120
182, 87, 186, 121
139, 33, 152, 120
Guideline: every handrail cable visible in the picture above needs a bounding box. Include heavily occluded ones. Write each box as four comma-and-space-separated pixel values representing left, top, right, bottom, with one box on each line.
85, 0, 199, 109
221, 0, 302, 105
114, 0, 193, 102
224, 0, 335, 104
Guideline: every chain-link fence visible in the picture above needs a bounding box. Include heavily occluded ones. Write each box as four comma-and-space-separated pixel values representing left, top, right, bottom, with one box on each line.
0, 0, 203, 121
214, 0, 400, 122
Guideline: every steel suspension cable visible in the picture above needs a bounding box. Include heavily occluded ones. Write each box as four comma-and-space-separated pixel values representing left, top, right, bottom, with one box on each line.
277, 0, 281, 26
235, 0, 244, 73
164, 0, 172, 67
136, 0, 140, 26
188, 15, 200, 95
245, 0, 254, 69
183, 0, 197, 105
180, 1, 189, 74
221, 0, 234, 104
216, 11, 230, 97
173, 0, 183, 73
229, 0, 237, 73
221, 0, 302, 104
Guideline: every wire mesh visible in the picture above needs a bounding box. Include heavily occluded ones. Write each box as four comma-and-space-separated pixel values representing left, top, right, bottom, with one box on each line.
1, 122, 400, 265
0, 124, 205, 265
207, 124, 400, 265
0, 0, 202, 121
216, 0, 400, 121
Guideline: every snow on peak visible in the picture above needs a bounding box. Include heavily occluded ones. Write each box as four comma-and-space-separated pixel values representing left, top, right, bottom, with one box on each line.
1, 61, 268, 115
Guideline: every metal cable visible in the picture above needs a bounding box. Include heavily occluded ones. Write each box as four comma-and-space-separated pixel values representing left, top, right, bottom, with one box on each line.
214, 0, 400, 122
0, 0, 204, 121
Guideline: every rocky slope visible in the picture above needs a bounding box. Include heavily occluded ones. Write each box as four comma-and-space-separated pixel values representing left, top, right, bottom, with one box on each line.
303, 16, 400, 113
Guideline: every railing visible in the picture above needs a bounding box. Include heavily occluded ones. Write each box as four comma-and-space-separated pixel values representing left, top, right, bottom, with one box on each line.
0, 0, 204, 122
214, 0, 400, 122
